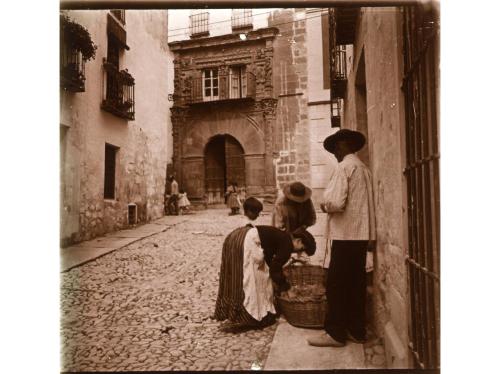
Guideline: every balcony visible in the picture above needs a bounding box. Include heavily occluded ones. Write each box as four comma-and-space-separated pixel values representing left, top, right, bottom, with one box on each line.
332, 46, 347, 99
101, 61, 135, 120
60, 48, 85, 92
187, 72, 256, 105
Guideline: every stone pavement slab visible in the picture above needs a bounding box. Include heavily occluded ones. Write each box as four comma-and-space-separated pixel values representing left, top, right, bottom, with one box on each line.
72, 237, 137, 248
264, 319, 365, 370
60, 246, 120, 271
61, 216, 188, 272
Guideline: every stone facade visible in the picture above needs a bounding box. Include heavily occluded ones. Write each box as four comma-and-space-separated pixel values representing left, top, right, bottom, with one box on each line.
341, 7, 410, 368
168, 9, 337, 206
60, 10, 172, 245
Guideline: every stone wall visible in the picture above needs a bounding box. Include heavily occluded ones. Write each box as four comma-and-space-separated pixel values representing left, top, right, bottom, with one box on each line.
342, 8, 410, 367
305, 8, 339, 205
270, 9, 311, 190
60, 10, 171, 245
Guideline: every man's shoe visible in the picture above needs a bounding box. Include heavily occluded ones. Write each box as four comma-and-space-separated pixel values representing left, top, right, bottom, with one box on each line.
346, 331, 366, 344
307, 333, 345, 347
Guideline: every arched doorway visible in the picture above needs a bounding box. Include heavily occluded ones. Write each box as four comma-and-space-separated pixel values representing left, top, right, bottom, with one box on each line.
204, 134, 245, 205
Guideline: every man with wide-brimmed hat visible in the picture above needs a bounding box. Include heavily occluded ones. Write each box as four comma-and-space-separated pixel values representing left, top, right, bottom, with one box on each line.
308, 129, 376, 348
272, 181, 317, 234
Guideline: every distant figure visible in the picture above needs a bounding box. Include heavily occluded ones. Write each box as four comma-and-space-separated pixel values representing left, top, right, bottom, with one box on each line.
272, 181, 317, 233
178, 189, 191, 215
167, 175, 179, 216
226, 181, 240, 215
238, 185, 247, 211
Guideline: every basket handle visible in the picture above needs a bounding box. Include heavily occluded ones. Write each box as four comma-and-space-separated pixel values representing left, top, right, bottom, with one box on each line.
285, 257, 308, 267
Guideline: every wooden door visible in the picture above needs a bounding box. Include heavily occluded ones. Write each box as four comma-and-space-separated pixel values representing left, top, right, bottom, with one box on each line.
204, 136, 226, 204
224, 135, 245, 189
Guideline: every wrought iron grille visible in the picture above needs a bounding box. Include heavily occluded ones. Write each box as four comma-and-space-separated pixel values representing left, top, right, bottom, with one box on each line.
331, 44, 348, 99
334, 45, 347, 80
231, 9, 252, 30
60, 45, 85, 92
190, 12, 209, 37
110, 9, 126, 25
402, 4, 440, 369
102, 60, 135, 120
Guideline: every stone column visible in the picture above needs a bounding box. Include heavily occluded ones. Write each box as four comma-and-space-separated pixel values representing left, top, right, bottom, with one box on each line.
261, 98, 278, 195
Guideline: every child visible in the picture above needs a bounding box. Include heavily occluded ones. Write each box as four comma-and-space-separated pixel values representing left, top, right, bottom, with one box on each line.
178, 189, 191, 215
237, 185, 246, 211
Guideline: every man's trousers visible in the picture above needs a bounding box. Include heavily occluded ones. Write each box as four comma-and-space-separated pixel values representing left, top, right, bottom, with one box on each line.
324, 240, 368, 343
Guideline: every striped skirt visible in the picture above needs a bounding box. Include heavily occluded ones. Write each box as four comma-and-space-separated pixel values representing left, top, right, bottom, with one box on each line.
214, 226, 275, 327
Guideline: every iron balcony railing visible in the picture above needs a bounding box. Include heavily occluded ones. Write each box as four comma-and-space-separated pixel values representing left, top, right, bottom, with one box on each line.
332, 45, 347, 98
231, 9, 253, 30
101, 60, 135, 120
190, 12, 209, 37
60, 47, 85, 92
188, 71, 256, 104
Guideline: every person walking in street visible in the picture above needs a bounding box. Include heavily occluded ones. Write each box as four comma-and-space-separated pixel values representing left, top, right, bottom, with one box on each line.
272, 181, 317, 233
226, 181, 240, 216
167, 175, 179, 215
214, 197, 317, 333
307, 129, 376, 348
178, 189, 191, 215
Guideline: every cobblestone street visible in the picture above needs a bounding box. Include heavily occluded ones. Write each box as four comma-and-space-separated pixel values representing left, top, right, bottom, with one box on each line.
61, 209, 276, 371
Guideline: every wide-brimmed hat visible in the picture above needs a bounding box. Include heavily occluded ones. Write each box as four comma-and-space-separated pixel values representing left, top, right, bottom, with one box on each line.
283, 181, 312, 203
323, 129, 366, 154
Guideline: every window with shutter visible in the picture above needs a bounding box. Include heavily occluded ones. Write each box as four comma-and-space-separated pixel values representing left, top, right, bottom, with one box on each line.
104, 143, 118, 199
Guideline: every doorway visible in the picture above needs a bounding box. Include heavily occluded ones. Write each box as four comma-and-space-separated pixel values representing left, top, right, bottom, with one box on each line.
204, 134, 245, 205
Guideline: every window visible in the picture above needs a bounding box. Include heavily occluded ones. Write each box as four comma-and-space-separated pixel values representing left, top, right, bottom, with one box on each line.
110, 9, 125, 25
190, 11, 209, 37
102, 27, 135, 120
203, 68, 219, 101
107, 35, 121, 68
104, 143, 118, 199
229, 66, 247, 99
231, 9, 252, 30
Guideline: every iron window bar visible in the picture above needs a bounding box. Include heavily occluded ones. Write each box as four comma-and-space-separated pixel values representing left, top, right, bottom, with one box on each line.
333, 45, 347, 80
190, 12, 209, 37
231, 9, 252, 30
402, 4, 440, 370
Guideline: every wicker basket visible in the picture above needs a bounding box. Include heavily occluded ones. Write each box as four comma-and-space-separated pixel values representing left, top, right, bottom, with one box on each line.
277, 261, 328, 329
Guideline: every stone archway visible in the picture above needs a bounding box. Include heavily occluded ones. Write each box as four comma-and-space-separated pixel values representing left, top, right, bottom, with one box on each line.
179, 111, 272, 202
204, 134, 245, 205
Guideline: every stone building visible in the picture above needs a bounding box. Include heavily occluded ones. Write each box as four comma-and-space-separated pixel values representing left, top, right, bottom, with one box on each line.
331, 4, 440, 369
167, 9, 338, 205
60, 10, 173, 245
